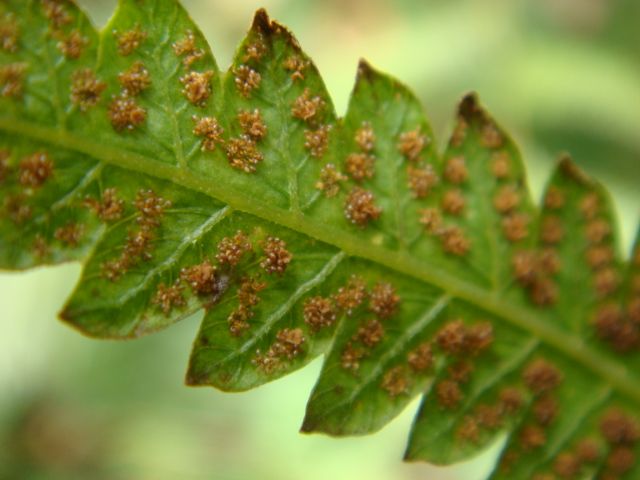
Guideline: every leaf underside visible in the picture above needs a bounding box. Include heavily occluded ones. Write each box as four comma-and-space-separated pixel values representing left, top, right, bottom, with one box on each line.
1, 1, 639, 478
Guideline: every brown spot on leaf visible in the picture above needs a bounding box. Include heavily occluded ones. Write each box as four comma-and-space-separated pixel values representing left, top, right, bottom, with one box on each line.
499, 387, 523, 414
225, 135, 263, 173
585, 219, 611, 244
70, 68, 106, 111
84, 187, 124, 222
238, 109, 267, 141
54, 223, 83, 247
292, 88, 324, 122
283, 55, 309, 81
457, 416, 480, 443
42, 0, 72, 29
216, 231, 252, 266
0, 62, 27, 98
114, 25, 147, 56
341, 342, 365, 371
523, 358, 562, 395
345, 152, 375, 182
440, 226, 470, 256
355, 122, 375, 152
381, 366, 410, 397
316, 163, 346, 197
152, 281, 185, 315
442, 189, 466, 216
304, 125, 331, 158
493, 185, 521, 214
369, 282, 400, 319
553, 452, 580, 479
544, 186, 565, 210
118, 61, 151, 96
344, 187, 381, 227
193, 116, 224, 151
502, 213, 530, 242
436, 319, 466, 355
407, 165, 438, 198
108, 95, 146, 131
233, 65, 261, 98
19, 151, 53, 188
180, 259, 217, 295
444, 156, 468, 184
491, 152, 511, 179
56, 29, 87, 59
0, 14, 19, 53
172, 30, 204, 67
303, 296, 336, 332
407, 342, 432, 372
260, 236, 292, 275
541, 216, 564, 245
533, 394, 558, 426
397, 127, 428, 162
180, 70, 213, 106
586, 245, 614, 270
357, 319, 385, 347
334, 275, 367, 315
418, 208, 442, 234
600, 408, 639, 445
520, 424, 546, 450
436, 379, 462, 409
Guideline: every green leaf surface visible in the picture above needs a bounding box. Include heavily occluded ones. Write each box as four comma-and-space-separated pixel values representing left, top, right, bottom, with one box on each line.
1, 1, 639, 478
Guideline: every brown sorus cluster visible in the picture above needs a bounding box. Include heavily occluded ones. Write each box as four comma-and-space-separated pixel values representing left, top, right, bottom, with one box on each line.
4, 194, 31, 224
344, 187, 381, 227
450, 116, 468, 148
233, 64, 261, 98
54, 223, 83, 247
216, 231, 252, 266
522, 358, 562, 395
108, 94, 146, 131
345, 152, 374, 182
544, 186, 565, 210
180, 70, 213, 106
0, 14, 19, 53
519, 424, 546, 451
315, 163, 346, 197
260, 236, 292, 275
439, 226, 470, 256
118, 61, 151, 96
436, 379, 462, 409
441, 189, 465, 216
70, 68, 106, 111
243, 34, 266, 63
418, 207, 442, 234
84, 187, 124, 222
225, 135, 263, 173
480, 122, 504, 149
32, 235, 50, 259
283, 55, 309, 81
355, 122, 375, 152
502, 212, 530, 242
172, 30, 204, 67
381, 366, 410, 397
444, 156, 468, 184
303, 296, 336, 332
407, 342, 433, 372
357, 319, 385, 347
0, 62, 27, 98
493, 185, 521, 214
407, 165, 438, 198
369, 282, 399, 319
334, 275, 367, 315
238, 109, 267, 141
397, 127, 428, 162
0, 150, 10, 182
19, 151, 53, 188
228, 275, 266, 336
340, 342, 366, 371
180, 259, 217, 294
456, 416, 480, 443
101, 189, 171, 281
511, 249, 559, 306
491, 152, 511, 179
192, 116, 224, 151
436, 319, 494, 356
540, 215, 564, 245
592, 304, 639, 353
304, 125, 331, 158
598, 408, 639, 478
253, 328, 306, 374
291, 88, 324, 122
114, 25, 147, 56
42, 0, 72, 29
56, 29, 87, 59
499, 387, 524, 414
152, 281, 185, 315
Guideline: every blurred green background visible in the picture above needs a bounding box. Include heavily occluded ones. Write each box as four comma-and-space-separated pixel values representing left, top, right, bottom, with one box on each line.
1, 0, 638, 479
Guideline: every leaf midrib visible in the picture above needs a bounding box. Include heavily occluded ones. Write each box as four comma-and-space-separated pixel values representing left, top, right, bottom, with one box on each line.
2, 115, 639, 404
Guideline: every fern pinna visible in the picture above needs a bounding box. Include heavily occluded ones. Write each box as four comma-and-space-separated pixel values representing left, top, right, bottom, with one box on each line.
1, 1, 639, 478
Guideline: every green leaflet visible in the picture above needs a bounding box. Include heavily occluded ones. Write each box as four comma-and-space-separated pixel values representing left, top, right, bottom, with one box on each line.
1, 1, 639, 478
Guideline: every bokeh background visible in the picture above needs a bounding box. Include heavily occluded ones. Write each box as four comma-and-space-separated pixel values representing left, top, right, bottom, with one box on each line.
1, 0, 639, 479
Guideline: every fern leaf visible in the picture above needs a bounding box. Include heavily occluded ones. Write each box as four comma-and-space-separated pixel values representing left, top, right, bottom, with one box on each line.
1, 1, 639, 478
